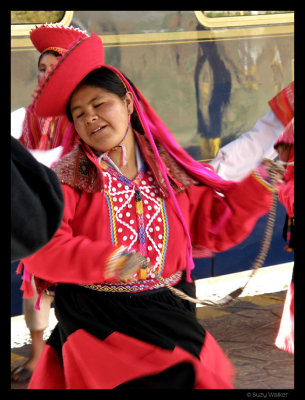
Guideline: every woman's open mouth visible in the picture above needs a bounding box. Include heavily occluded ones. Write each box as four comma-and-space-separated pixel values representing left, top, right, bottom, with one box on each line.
91, 125, 107, 136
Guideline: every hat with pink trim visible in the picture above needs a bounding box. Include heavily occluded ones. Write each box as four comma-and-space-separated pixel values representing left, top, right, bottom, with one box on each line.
30, 23, 89, 55
32, 33, 104, 117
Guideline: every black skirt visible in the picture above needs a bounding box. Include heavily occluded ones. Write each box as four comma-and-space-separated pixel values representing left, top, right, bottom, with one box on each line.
28, 273, 234, 389
52, 272, 203, 356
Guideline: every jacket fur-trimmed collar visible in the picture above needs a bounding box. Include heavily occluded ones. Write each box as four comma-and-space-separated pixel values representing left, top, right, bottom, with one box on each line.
52, 133, 199, 196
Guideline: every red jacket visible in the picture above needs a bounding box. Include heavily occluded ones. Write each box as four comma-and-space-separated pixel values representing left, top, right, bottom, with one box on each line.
22, 141, 272, 287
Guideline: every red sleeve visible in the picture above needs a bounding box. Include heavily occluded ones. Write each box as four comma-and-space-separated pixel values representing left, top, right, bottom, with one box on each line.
188, 173, 273, 252
22, 184, 119, 285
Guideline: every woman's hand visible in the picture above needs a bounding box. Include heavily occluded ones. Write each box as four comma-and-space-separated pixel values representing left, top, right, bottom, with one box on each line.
105, 248, 147, 282
261, 159, 286, 186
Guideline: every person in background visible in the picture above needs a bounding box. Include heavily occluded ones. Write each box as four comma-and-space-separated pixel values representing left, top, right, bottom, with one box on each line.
19, 23, 89, 164
274, 118, 294, 354
209, 83, 294, 354
11, 136, 64, 382
11, 23, 91, 384
11, 136, 64, 262
210, 82, 294, 181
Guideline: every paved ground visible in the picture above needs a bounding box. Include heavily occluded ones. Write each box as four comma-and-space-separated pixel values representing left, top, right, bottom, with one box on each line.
196, 291, 294, 390
11, 290, 294, 390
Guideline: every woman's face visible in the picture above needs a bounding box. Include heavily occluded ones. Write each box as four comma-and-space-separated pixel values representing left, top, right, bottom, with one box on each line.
38, 53, 59, 84
70, 85, 133, 153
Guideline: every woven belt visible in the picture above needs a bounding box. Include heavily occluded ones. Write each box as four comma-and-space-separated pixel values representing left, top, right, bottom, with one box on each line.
81, 271, 183, 294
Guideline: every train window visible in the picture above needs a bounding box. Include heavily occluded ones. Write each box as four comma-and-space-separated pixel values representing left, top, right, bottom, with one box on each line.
11, 11, 74, 37
195, 11, 294, 28
11, 11, 65, 24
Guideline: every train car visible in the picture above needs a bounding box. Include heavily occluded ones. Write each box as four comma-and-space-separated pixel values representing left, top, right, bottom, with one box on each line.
11, 11, 294, 316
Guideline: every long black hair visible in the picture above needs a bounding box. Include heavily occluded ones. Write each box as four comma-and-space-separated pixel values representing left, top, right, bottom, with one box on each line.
66, 67, 144, 134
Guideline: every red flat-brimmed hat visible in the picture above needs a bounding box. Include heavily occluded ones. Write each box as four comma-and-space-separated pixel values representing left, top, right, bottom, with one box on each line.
30, 23, 89, 55
33, 34, 105, 117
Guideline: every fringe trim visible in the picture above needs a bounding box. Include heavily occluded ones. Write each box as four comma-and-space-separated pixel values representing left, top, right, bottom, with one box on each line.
51, 137, 199, 196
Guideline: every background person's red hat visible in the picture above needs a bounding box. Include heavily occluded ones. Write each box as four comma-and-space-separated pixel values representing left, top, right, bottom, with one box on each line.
30, 23, 89, 55
33, 34, 105, 117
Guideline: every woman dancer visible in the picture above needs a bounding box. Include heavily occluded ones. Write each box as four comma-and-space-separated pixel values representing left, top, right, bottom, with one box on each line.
22, 33, 283, 389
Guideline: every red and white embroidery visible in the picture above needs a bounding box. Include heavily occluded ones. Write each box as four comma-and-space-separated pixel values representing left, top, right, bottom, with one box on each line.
103, 168, 168, 280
